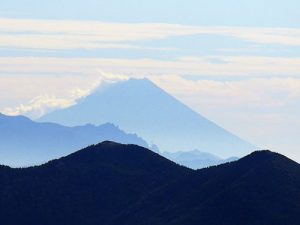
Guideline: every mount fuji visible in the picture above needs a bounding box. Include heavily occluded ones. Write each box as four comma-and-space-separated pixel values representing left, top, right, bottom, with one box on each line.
39, 78, 256, 157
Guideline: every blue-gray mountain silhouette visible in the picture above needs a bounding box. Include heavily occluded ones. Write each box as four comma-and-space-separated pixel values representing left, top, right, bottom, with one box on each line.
0, 142, 299, 225
0, 113, 148, 167
162, 150, 239, 169
40, 78, 256, 157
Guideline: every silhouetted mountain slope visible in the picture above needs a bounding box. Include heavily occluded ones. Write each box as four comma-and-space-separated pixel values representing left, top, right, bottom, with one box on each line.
114, 150, 300, 225
0, 143, 299, 225
0, 113, 148, 167
0, 142, 190, 225
39, 78, 255, 157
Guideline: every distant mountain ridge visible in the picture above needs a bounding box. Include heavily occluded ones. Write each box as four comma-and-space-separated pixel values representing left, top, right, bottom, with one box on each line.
39, 78, 256, 157
0, 142, 299, 225
0, 113, 148, 167
0, 113, 239, 169
162, 150, 239, 169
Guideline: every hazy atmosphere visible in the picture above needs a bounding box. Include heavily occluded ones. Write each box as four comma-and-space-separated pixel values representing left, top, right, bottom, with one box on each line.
1, 1, 300, 225
1, 0, 300, 161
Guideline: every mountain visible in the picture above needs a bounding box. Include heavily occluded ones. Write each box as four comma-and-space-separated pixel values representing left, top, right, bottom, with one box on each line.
0, 141, 190, 225
39, 78, 256, 157
162, 150, 239, 169
112, 150, 300, 225
0, 142, 299, 225
0, 113, 148, 167
0, 113, 237, 169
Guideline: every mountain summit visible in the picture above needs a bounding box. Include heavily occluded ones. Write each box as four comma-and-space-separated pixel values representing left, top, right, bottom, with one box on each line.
39, 78, 255, 157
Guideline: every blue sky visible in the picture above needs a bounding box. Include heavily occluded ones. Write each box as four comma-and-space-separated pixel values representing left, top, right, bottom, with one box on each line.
0, 0, 300, 160
1, 0, 300, 27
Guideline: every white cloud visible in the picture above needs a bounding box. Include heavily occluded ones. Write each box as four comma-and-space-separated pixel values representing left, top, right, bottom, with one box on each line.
3, 95, 77, 118
0, 72, 128, 118
150, 75, 300, 108
0, 34, 177, 51
0, 18, 300, 51
0, 56, 299, 77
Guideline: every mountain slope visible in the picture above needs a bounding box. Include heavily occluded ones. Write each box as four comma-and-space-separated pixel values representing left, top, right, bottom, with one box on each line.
0, 142, 299, 225
0, 141, 190, 225
39, 78, 255, 157
0, 113, 148, 167
113, 150, 300, 225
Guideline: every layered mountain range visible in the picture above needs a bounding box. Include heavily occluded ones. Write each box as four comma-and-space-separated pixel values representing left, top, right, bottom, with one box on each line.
0, 112, 238, 169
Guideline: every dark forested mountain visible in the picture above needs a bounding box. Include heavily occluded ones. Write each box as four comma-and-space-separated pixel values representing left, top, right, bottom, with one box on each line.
0, 142, 190, 225
39, 78, 255, 158
0, 142, 299, 225
115, 150, 300, 225
0, 113, 148, 167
